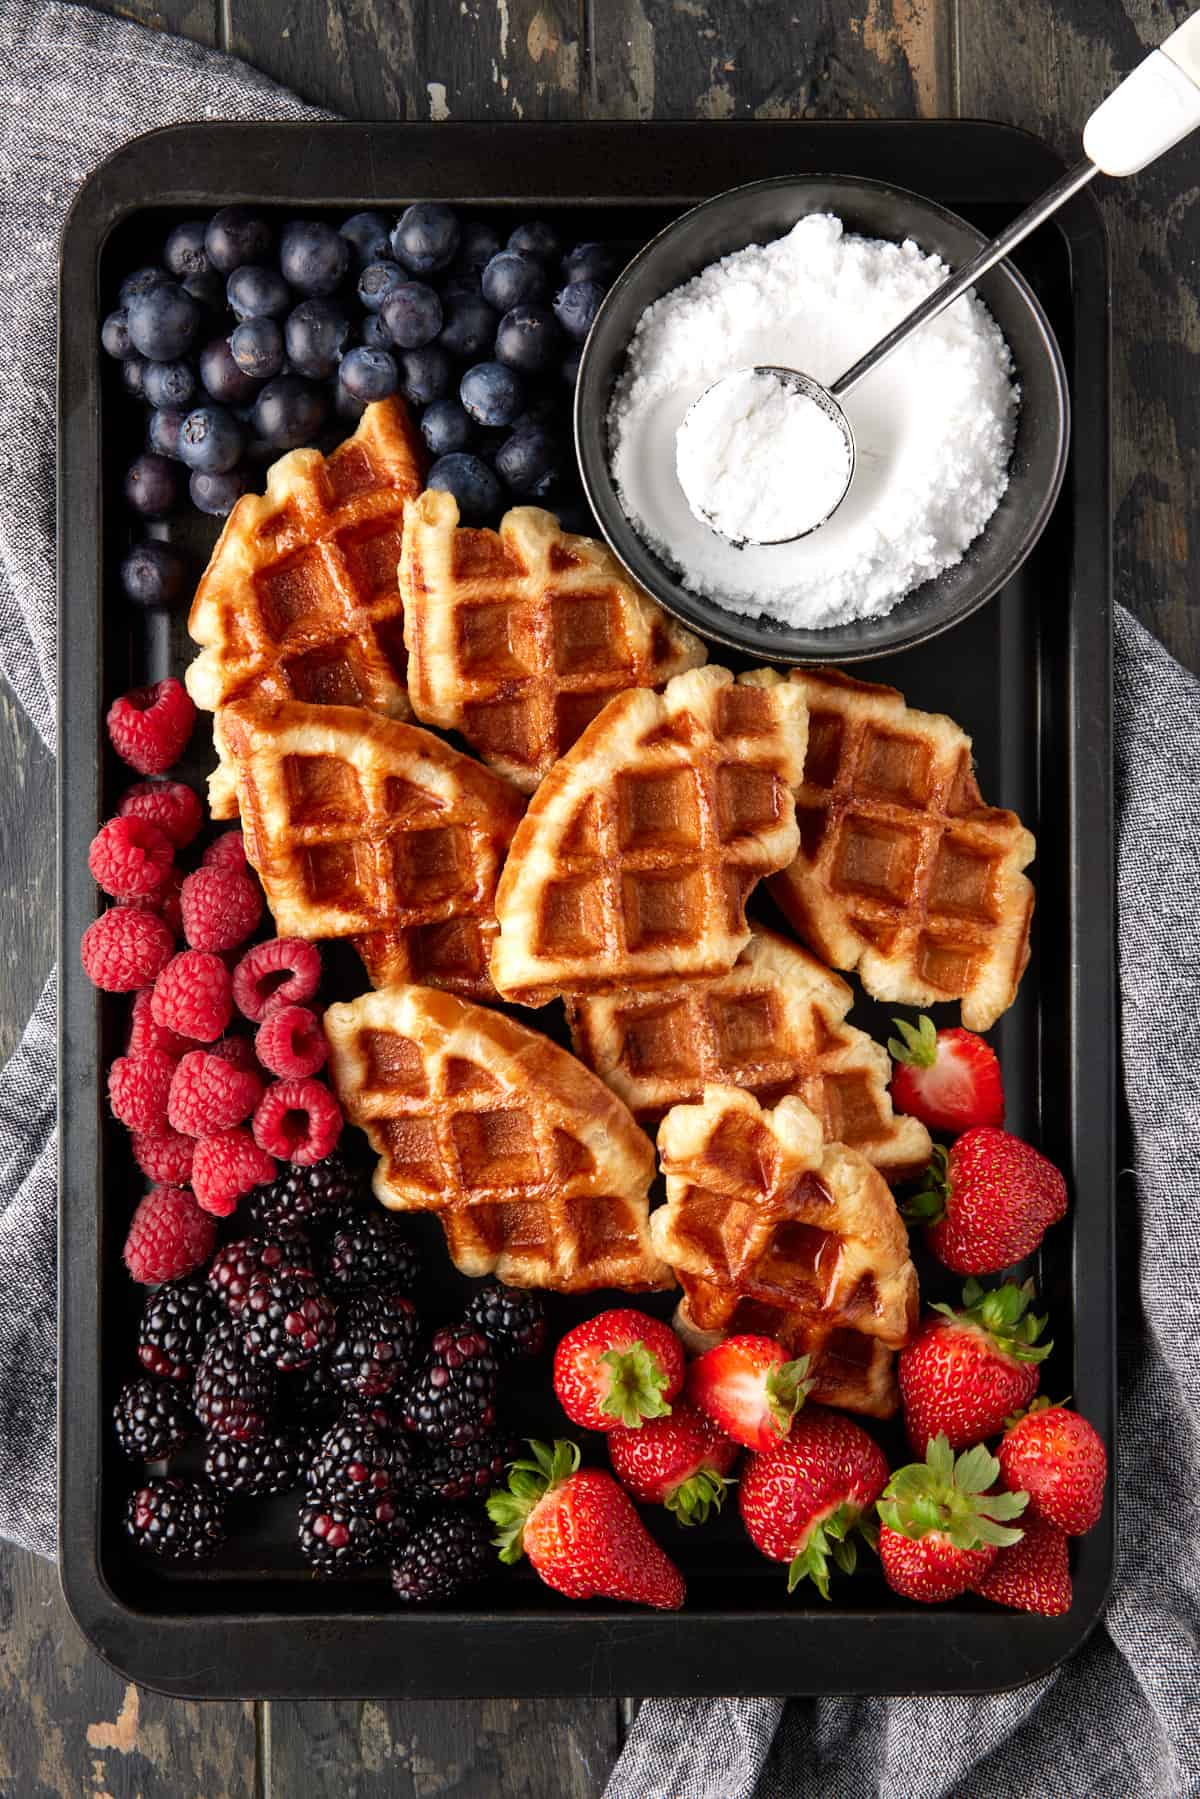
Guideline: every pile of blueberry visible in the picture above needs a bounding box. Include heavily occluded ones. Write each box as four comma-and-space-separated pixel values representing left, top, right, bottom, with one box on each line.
101, 202, 621, 607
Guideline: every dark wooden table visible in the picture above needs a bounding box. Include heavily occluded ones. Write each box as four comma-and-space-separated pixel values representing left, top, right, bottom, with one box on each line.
3, 0, 1195, 1791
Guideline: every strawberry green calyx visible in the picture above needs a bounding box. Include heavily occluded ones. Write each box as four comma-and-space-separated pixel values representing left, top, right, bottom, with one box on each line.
787, 1501, 878, 1600
598, 1342, 674, 1427
877, 1434, 1028, 1552
665, 1467, 733, 1528
931, 1277, 1052, 1365
901, 1144, 949, 1225
487, 1438, 579, 1564
765, 1354, 813, 1435
888, 1014, 939, 1068
1003, 1392, 1071, 1431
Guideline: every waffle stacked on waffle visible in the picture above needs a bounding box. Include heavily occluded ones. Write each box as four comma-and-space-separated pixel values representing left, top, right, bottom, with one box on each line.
187, 397, 425, 818
324, 984, 670, 1291
490, 665, 809, 1004
400, 489, 707, 792
764, 668, 1035, 1032
220, 698, 524, 999
654, 1086, 918, 1418
566, 928, 931, 1179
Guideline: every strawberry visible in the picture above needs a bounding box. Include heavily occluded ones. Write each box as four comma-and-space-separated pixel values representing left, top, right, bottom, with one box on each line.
552, 1309, 685, 1432
899, 1279, 1051, 1453
971, 1510, 1072, 1615
608, 1404, 738, 1524
997, 1401, 1107, 1535
487, 1438, 685, 1610
889, 1016, 1005, 1134
738, 1407, 889, 1597
903, 1127, 1068, 1274
687, 1335, 813, 1453
877, 1435, 1028, 1604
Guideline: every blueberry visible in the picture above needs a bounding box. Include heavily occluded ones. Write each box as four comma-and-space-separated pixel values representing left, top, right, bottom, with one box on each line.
199, 337, 262, 407
127, 282, 201, 361
391, 202, 460, 275
279, 220, 350, 297
339, 210, 392, 264
442, 270, 483, 298
163, 221, 211, 280
381, 281, 443, 349
494, 305, 561, 375
205, 207, 273, 274
481, 252, 546, 312
230, 317, 286, 380
357, 260, 407, 313
438, 293, 495, 360
147, 407, 187, 460
460, 360, 524, 428
190, 467, 249, 516
561, 346, 583, 388
360, 310, 393, 349
553, 279, 605, 342
335, 384, 366, 424
101, 309, 134, 360
398, 346, 452, 406
512, 389, 559, 430
285, 299, 351, 378
227, 264, 292, 321
420, 397, 474, 457
182, 268, 226, 311
124, 453, 180, 518
561, 242, 620, 286
507, 221, 561, 264
495, 424, 560, 496
253, 375, 329, 449
178, 405, 244, 474
119, 265, 170, 307
339, 345, 399, 403
427, 452, 503, 524
455, 221, 503, 272
121, 358, 148, 399
143, 360, 196, 410
120, 539, 187, 607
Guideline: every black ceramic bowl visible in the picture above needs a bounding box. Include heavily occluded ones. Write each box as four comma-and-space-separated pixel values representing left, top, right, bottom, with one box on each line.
574, 174, 1069, 663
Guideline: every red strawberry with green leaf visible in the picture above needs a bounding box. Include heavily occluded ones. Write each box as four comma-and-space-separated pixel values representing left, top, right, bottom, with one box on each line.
971, 1510, 1072, 1615
686, 1334, 813, 1454
889, 1016, 1005, 1134
608, 1403, 738, 1524
997, 1401, 1107, 1535
487, 1438, 686, 1610
899, 1279, 1051, 1454
738, 1406, 890, 1598
903, 1128, 1068, 1275
552, 1309, 685, 1432
877, 1435, 1028, 1604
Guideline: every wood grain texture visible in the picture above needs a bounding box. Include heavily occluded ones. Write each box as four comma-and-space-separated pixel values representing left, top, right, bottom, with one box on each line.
101, 0, 221, 48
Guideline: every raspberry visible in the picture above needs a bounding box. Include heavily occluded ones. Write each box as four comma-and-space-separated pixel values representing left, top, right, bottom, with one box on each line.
232, 938, 321, 1022
127, 986, 194, 1060
131, 1125, 195, 1184
192, 1128, 277, 1216
88, 816, 174, 900
81, 906, 174, 992
106, 678, 195, 776
203, 830, 248, 871
253, 1078, 343, 1166
209, 1034, 261, 1075
108, 1047, 175, 1133
255, 1006, 327, 1079
119, 780, 204, 848
180, 865, 263, 953
123, 1185, 217, 1283
168, 1049, 263, 1137
124, 868, 184, 937
151, 950, 234, 1042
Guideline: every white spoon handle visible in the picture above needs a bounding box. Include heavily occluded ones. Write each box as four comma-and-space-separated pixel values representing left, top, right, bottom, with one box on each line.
1084, 13, 1200, 175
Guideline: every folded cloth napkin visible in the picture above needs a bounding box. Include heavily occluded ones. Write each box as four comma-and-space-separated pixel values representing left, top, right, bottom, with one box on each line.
2, 5, 1196, 1792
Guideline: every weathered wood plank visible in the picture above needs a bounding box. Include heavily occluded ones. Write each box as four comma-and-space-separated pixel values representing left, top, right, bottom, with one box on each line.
89, 0, 221, 49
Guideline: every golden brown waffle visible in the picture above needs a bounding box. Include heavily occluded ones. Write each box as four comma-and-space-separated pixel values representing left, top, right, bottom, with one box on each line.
187, 398, 426, 818
654, 1086, 919, 1418
400, 489, 707, 793
489, 665, 809, 1005
763, 668, 1035, 1032
324, 984, 670, 1291
566, 928, 931, 1178
220, 698, 525, 1000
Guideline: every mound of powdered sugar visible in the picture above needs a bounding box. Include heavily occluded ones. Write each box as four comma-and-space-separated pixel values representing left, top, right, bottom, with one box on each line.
608, 213, 1020, 629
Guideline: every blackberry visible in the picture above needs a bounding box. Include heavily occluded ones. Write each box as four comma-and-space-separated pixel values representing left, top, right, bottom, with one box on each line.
208, 1233, 313, 1315
462, 1280, 546, 1360
297, 1495, 393, 1573
193, 1317, 276, 1440
205, 1428, 304, 1498
415, 1432, 517, 1505
307, 1416, 414, 1525
282, 1356, 341, 1430
329, 1289, 422, 1399
323, 1207, 421, 1295
113, 1376, 194, 1462
136, 1274, 210, 1381
246, 1150, 360, 1235
125, 1476, 226, 1561
402, 1327, 498, 1446
390, 1510, 491, 1603
240, 1270, 336, 1372
342, 1393, 406, 1437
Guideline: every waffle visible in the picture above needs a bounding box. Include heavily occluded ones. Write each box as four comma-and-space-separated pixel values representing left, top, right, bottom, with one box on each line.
220, 698, 525, 1000
187, 397, 426, 818
762, 668, 1035, 1032
400, 490, 707, 793
324, 984, 671, 1292
653, 1086, 919, 1418
566, 928, 931, 1179
489, 665, 810, 1005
